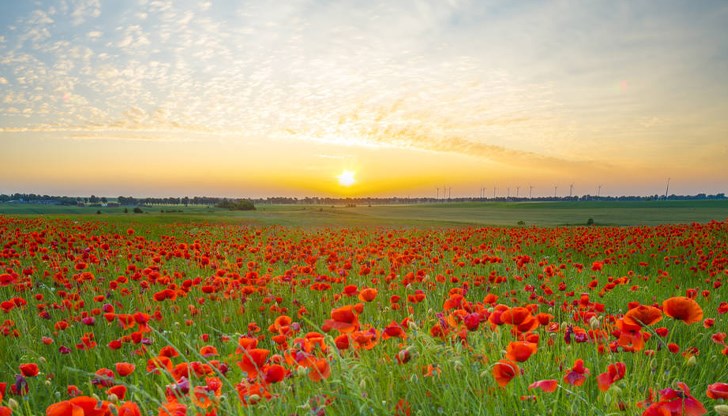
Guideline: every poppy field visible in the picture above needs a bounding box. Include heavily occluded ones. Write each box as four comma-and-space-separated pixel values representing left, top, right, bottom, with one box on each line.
1, 216, 727, 415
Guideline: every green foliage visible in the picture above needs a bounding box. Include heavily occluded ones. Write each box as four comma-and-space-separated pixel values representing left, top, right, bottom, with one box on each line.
133, 207, 143, 213
216, 198, 256, 211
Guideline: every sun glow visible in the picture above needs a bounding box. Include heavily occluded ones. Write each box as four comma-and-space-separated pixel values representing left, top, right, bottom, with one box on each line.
337, 170, 356, 187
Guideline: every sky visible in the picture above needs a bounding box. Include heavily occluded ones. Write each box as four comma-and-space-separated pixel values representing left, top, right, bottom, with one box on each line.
1, 0, 727, 198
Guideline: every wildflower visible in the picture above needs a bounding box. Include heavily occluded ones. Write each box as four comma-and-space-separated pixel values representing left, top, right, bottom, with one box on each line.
45, 396, 111, 416
492, 359, 519, 387
115, 363, 135, 377
662, 297, 703, 324
322, 305, 360, 333
358, 288, 378, 302
237, 348, 270, 380
563, 359, 589, 386
19, 363, 39, 377
528, 379, 558, 393
641, 382, 706, 416
596, 362, 626, 391
506, 341, 537, 363
500, 307, 539, 332
623, 305, 663, 327
707, 383, 728, 400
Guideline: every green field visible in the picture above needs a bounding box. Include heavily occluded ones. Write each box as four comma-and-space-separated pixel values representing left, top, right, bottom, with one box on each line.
1, 200, 727, 226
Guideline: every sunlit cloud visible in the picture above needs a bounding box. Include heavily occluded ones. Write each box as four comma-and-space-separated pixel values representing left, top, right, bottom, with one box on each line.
1, 0, 727, 196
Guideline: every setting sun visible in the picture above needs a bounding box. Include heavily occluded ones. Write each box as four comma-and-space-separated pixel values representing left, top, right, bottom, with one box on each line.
337, 170, 356, 187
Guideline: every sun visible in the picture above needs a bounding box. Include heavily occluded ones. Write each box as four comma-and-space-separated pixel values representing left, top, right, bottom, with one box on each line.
337, 170, 356, 187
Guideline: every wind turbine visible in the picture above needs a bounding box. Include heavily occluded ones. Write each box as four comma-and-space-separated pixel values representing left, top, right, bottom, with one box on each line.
664, 178, 671, 200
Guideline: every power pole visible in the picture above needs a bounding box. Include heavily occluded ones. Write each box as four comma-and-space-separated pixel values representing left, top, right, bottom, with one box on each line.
437, 188, 439, 200
516, 186, 520, 198
597, 185, 602, 198
569, 184, 573, 198
529, 185, 533, 199
554, 185, 558, 198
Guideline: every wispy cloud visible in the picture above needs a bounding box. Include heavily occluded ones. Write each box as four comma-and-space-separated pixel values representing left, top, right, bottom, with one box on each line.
1, 0, 727, 180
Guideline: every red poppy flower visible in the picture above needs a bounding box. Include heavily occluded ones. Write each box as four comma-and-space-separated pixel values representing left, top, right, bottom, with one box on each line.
642, 382, 706, 416
662, 297, 704, 324
115, 362, 135, 377
237, 348, 269, 379
158, 345, 179, 358
563, 359, 589, 386
46, 396, 111, 416
492, 359, 519, 387
116, 401, 142, 416
107, 385, 126, 400
146, 356, 173, 374
528, 379, 558, 393
199, 345, 218, 357
382, 321, 407, 340
623, 305, 663, 327
236, 380, 272, 406
506, 341, 537, 363
299, 356, 331, 382
500, 307, 539, 332
707, 382, 728, 399
596, 362, 626, 391
158, 398, 187, 416
358, 288, 378, 302
19, 363, 39, 377
263, 364, 288, 384
322, 305, 360, 333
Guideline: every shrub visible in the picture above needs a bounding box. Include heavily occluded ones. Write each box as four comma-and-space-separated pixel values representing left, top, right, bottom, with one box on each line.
216, 199, 255, 211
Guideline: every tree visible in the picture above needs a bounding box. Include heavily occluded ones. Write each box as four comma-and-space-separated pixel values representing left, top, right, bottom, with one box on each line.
216, 199, 255, 211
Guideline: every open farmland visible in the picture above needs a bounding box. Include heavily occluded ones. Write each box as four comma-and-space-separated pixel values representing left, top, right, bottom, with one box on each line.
2, 199, 728, 227
0, 212, 727, 415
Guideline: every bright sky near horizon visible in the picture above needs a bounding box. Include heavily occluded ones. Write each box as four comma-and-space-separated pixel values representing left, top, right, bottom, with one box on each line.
1, 0, 727, 198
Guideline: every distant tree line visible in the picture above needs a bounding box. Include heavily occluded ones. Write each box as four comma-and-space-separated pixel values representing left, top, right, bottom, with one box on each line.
0, 192, 725, 207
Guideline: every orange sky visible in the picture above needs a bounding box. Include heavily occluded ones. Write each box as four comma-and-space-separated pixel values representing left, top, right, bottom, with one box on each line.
1, 1, 727, 198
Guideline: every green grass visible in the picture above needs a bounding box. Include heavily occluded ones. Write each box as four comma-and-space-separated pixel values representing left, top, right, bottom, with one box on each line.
2, 200, 727, 226
0, 215, 726, 415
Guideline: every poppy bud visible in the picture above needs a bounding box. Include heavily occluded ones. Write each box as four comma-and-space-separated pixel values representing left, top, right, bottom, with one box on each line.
685, 356, 697, 366
716, 405, 728, 416
7, 399, 19, 410
589, 316, 600, 329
